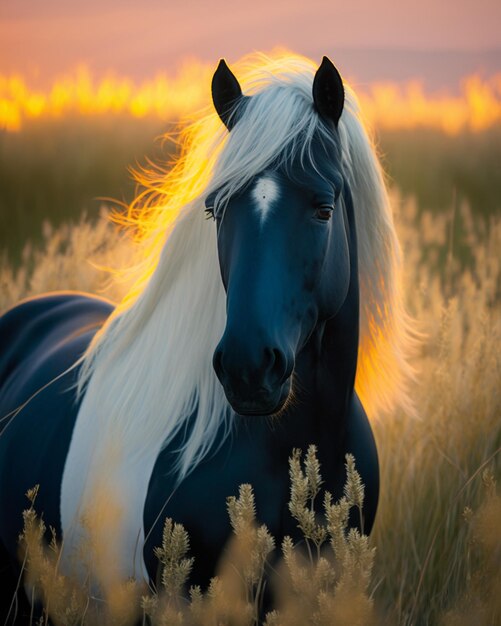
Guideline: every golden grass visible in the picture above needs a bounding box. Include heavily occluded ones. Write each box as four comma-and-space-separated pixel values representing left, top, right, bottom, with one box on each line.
370, 194, 500, 625
17, 449, 376, 626
1, 191, 500, 624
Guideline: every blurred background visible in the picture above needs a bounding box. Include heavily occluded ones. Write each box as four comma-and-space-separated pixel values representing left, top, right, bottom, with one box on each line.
1, 0, 500, 264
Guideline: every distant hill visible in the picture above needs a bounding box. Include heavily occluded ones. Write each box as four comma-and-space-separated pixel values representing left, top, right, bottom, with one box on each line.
102, 47, 501, 93
1, 44, 500, 93
316, 48, 501, 91
116, 47, 501, 93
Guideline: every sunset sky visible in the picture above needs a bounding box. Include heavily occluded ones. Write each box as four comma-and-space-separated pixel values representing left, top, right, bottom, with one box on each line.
2, 0, 501, 89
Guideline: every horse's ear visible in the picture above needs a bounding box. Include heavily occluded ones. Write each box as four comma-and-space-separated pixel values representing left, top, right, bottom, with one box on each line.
312, 56, 345, 128
211, 59, 245, 131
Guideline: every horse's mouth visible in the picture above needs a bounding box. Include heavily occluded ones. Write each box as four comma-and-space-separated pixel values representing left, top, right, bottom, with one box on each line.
225, 379, 291, 417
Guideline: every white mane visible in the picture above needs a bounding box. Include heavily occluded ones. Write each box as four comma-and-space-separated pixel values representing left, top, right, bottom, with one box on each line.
61, 52, 414, 581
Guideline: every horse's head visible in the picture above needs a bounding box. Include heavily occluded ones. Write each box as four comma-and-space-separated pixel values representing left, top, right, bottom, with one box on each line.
209, 57, 351, 416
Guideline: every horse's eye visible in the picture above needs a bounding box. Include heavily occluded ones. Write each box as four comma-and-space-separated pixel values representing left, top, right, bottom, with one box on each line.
204, 206, 215, 221
205, 193, 217, 220
315, 204, 334, 221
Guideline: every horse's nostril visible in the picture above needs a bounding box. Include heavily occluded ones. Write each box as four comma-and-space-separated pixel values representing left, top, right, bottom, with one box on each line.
265, 347, 289, 384
214, 338, 292, 393
263, 347, 275, 367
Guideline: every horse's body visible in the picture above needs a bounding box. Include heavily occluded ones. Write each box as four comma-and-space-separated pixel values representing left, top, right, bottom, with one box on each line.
0, 289, 378, 584
0, 53, 411, 619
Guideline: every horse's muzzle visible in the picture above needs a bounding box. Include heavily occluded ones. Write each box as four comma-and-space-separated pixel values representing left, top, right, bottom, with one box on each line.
223, 379, 292, 416
212, 339, 294, 416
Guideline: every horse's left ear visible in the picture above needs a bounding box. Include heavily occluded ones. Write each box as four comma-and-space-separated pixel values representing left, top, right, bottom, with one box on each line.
312, 56, 345, 128
211, 59, 246, 131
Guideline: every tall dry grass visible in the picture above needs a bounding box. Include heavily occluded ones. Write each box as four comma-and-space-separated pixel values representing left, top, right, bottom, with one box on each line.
371, 193, 500, 625
0, 190, 500, 624
18, 449, 378, 626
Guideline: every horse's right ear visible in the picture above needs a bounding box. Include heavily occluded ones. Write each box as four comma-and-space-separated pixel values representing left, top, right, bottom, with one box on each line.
211, 59, 245, 131
312, 56, 345, 128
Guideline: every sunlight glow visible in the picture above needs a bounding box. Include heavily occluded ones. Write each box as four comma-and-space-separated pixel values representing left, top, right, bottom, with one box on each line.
1, 63, 500, 134
357, 76, 501, 134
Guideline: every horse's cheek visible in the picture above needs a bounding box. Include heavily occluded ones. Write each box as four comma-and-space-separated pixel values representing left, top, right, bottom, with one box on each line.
299, 225, 331, 297
301, 257, 322, 294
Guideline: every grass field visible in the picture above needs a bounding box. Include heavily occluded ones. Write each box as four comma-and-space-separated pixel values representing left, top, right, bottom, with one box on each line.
0, 117, 499, 624
0, 116, 169, 264
1, 117, 500, 264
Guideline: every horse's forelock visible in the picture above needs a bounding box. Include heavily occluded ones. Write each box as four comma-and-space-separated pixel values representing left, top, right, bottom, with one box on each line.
207, 94, 343, 226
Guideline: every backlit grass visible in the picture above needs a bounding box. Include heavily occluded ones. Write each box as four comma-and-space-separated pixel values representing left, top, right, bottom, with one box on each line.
1, 120, 500, 265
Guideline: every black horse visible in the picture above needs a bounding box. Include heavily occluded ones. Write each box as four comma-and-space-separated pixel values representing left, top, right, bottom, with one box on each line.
0, 54, 411, 620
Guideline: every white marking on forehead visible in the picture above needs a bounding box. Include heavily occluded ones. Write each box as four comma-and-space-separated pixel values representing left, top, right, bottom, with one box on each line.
252, 176, 280, 223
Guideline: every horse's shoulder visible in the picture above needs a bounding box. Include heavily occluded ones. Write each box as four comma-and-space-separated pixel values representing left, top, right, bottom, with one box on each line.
2, 292, 71, 316
1, 291, 112, 323
0, 292, 114, 388
1, 292, 113, 335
